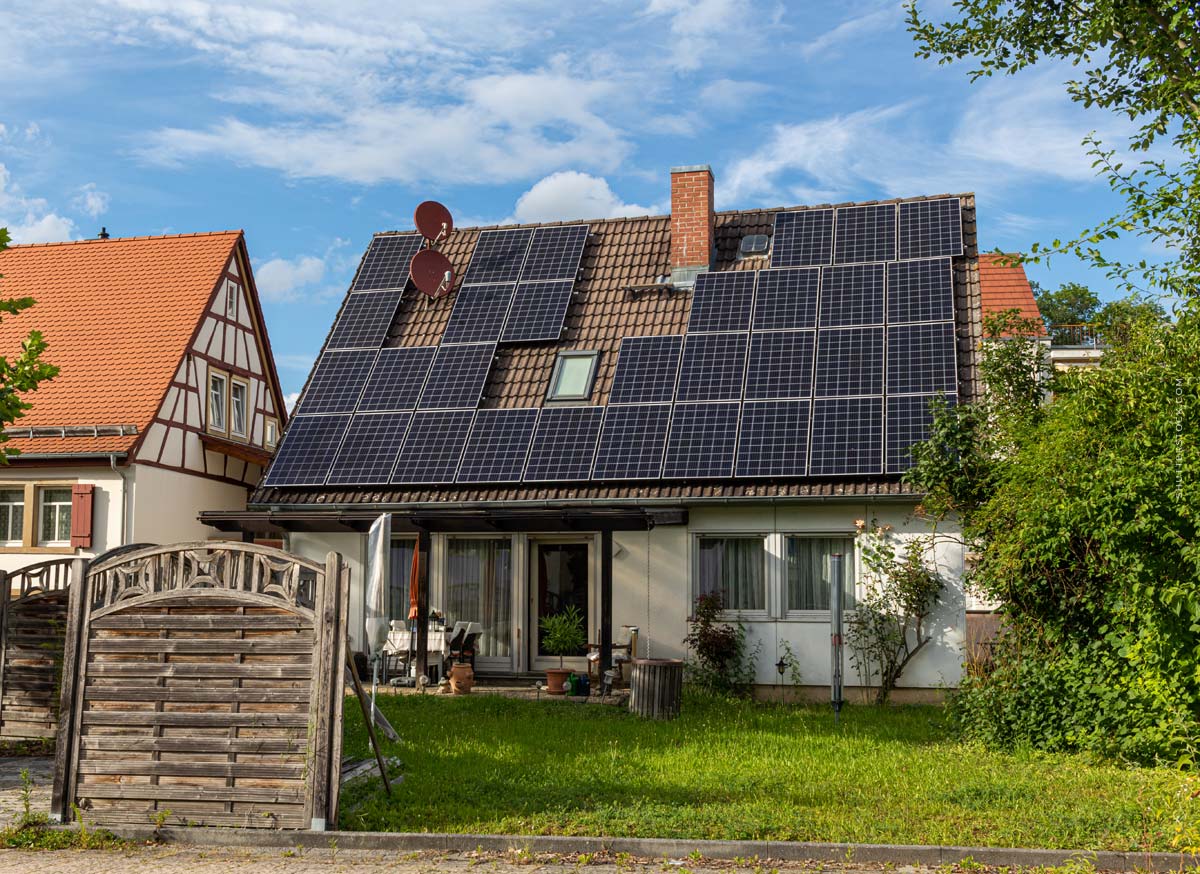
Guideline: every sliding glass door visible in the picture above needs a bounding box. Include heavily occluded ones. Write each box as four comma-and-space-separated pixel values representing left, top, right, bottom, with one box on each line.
444, 537, 514, 670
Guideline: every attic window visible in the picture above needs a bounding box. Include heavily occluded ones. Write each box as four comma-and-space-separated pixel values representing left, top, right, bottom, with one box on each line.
738, 234, 770, 259
547, 351, 599, 402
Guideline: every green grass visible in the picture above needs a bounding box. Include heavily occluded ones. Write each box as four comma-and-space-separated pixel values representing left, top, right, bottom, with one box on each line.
339, 693, 1190, 851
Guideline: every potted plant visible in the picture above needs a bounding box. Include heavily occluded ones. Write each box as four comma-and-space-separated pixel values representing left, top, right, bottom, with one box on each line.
539, 605, 586, 695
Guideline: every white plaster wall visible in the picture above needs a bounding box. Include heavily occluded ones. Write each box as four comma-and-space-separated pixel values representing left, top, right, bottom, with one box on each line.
127, 463, 249, 545
286, 531, 366, 650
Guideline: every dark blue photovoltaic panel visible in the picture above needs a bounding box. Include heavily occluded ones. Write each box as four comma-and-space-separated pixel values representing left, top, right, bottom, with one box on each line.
887, 393, 956, 474
352, 234, 422, 291
887, 322, 958, 395
834, 203, 896, 264
814, 327, 884, 397
898, 198, 962, 260
519, 225, 589, 282
887, 258, 955, 324
735, 400, 810, 478
592, 404, 671, 480
608, 336, 683, 404
500, 280, 573, 343
441, 283, 516, 344
356, 346, 436, 412
417, 343, 494, 410
810, 397, 883, 475
326, 290, 402, 349
463, 228, 533, 284
745, 331, 815, 400
326, 412, 411, 485
523, 406, 604, 482
662, 402, 739, 478
676, 333, 748, 402
456, 408, 539, 483
687, 271, 756, 333
295, 349, 376, 415
820, 263, 885, 327
390, 410, 474, 484
753, 267, 819, 330
770, 209, 833, 267
262, 414, 351, 487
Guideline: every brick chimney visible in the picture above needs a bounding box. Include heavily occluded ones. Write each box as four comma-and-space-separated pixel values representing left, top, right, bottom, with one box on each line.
670, 164, 714, 285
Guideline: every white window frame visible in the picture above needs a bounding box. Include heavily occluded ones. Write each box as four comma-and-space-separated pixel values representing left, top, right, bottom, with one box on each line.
229, 377, 249, 439
208, 369, 229, 434
692, 533, 770, 620
38, 487, 72, 547
264, 416, 279, 451
0, 488, 24, 546
225, 279, 239, 320
779, 532, 858, 620
546, 351, 599, 402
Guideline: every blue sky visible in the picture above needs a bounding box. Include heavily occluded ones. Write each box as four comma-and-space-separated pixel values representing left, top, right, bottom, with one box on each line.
0, 1, 1147, 402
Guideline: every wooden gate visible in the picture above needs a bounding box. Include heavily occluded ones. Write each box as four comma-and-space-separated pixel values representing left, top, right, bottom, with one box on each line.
50, 542, 349, 830
0, 559, 76, 739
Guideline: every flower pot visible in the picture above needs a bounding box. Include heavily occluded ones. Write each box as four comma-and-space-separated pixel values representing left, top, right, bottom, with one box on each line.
449, 662, 474, 695
544, 667, 571, 695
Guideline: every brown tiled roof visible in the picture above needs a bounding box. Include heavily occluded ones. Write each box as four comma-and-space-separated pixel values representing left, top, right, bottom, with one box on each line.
978, 254, 1045, 333
254, 195, 982, 508
0, 232, 241, 456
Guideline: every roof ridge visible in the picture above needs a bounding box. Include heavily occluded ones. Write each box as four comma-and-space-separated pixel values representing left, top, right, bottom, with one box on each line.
3, 230, 243, 249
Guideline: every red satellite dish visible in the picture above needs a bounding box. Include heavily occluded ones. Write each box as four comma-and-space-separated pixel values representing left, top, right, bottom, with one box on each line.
410, 248, 455, 298
414, 200, 453, 244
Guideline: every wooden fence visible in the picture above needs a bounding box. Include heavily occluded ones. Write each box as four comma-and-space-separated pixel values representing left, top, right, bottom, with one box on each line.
50, 542, 349, 831
0, 559, 76, 739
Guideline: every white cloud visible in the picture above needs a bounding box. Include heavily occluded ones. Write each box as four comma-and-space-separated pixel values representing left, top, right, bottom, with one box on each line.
798, 7, 897, 60
699, 79, 769, 113
0, 163, 76, 244
643, 0, 764, 71
255, 254, 326, 302
283, 391, 300, 412
72, 182, 110, 219
511, 171, 657, 223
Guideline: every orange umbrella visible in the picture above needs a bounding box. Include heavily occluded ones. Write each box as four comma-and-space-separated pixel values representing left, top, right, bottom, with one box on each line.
407, 545, 420, 621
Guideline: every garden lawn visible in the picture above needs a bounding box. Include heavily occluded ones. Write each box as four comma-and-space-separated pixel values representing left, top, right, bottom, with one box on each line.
340, 694, 1184, 850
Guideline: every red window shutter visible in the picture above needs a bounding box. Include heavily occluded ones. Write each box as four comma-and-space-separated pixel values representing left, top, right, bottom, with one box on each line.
70, 484, 94, 549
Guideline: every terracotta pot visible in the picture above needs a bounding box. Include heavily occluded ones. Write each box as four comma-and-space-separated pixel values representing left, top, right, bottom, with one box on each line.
544, 667, 571, 695
449, 662, 474, 695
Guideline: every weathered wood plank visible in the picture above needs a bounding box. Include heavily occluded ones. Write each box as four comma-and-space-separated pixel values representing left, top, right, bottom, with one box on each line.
75, 809, 308, 829
81, 710, 308, 728
91, 615, 309, 631
83, 687, 310, 704
87, 638, 314, 655
87, 663, 311, 679
78, 760, 305, 779
78, 784, 305, 803
80, 736, 304, 754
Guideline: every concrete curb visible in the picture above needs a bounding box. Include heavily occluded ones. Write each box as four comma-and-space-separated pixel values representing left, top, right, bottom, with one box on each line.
89, 826, 1198, 872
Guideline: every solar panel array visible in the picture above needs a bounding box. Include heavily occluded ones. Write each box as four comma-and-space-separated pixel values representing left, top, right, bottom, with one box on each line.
267, 198, 963, 487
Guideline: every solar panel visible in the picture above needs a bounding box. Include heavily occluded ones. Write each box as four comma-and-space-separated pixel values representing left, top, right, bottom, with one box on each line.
441, 283, 515, 344
770, 209, 833, 267
676, 333, 748, 402
887, 258, 955, 324
519, 225, 589, 282
608, 336, 683, 404
523, 406, 604, 482
662, 402, 739, 478
417, 343, 494, 410
463, 228, 533, 284
814, 327, 884, 397
326, 412, 412, 485
753, 267, 819, 330
809, 397, 883, 475
356, 346, 437, 412
833, 203, 896, 264
326, 290, 402, 350
455, 408, 539, 483
352, 234, 422, 291
886, 393, 955, 474
294, 349, 377, 415
687, 271, 756, 333
735, 399, 810, 477
500, 280, 573, 343
820, 263, 885, 327
887, 322, 958, 395
390, 409, 474, 484
592, 404, 671, 480
898, 198, 962, 260
745, 330, 815, 400
262, 414, 351, 487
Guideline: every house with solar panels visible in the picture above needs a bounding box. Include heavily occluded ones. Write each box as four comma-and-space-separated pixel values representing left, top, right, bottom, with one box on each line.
204, 166, 980, 697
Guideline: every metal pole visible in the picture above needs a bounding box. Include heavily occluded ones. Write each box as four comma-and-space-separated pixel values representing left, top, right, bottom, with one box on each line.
830, 552, 844, 724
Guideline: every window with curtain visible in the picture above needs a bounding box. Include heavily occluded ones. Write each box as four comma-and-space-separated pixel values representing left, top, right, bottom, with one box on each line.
445, 538, 512, 659
697, 536, 765, 611
785, 536, 855, 611
388, 539, 416, 624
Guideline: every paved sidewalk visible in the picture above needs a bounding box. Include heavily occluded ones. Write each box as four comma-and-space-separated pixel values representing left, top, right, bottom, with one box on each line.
0, 755, 53, 828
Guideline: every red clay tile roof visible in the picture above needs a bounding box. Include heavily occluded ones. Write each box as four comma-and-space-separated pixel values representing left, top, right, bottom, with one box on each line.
978, 254, 1045, 333
253, 194, 984, 508
0, 231, 241, 457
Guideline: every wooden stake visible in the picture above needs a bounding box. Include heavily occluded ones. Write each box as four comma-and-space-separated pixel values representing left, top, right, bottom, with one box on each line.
346, 653, 391, 795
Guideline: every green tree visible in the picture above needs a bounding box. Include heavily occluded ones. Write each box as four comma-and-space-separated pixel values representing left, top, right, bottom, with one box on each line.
907, 2, 1200, 299
0, 228, 59, 457
1033, 282, 1100, 345
1095, 294, 1169, 345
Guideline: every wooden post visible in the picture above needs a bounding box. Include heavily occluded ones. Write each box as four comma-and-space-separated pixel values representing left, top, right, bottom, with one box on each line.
600, 530, 613, 676
0, 570, 9, 737
308, 552, 340, 831
49, 559, 87, 822
326, 561, 351, 829
346, 653, 390, 795
415, 530, 431, 680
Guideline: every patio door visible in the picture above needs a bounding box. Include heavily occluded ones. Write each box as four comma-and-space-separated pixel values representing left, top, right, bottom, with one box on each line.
444, 537, 515, 672
529, 539, 592, 670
